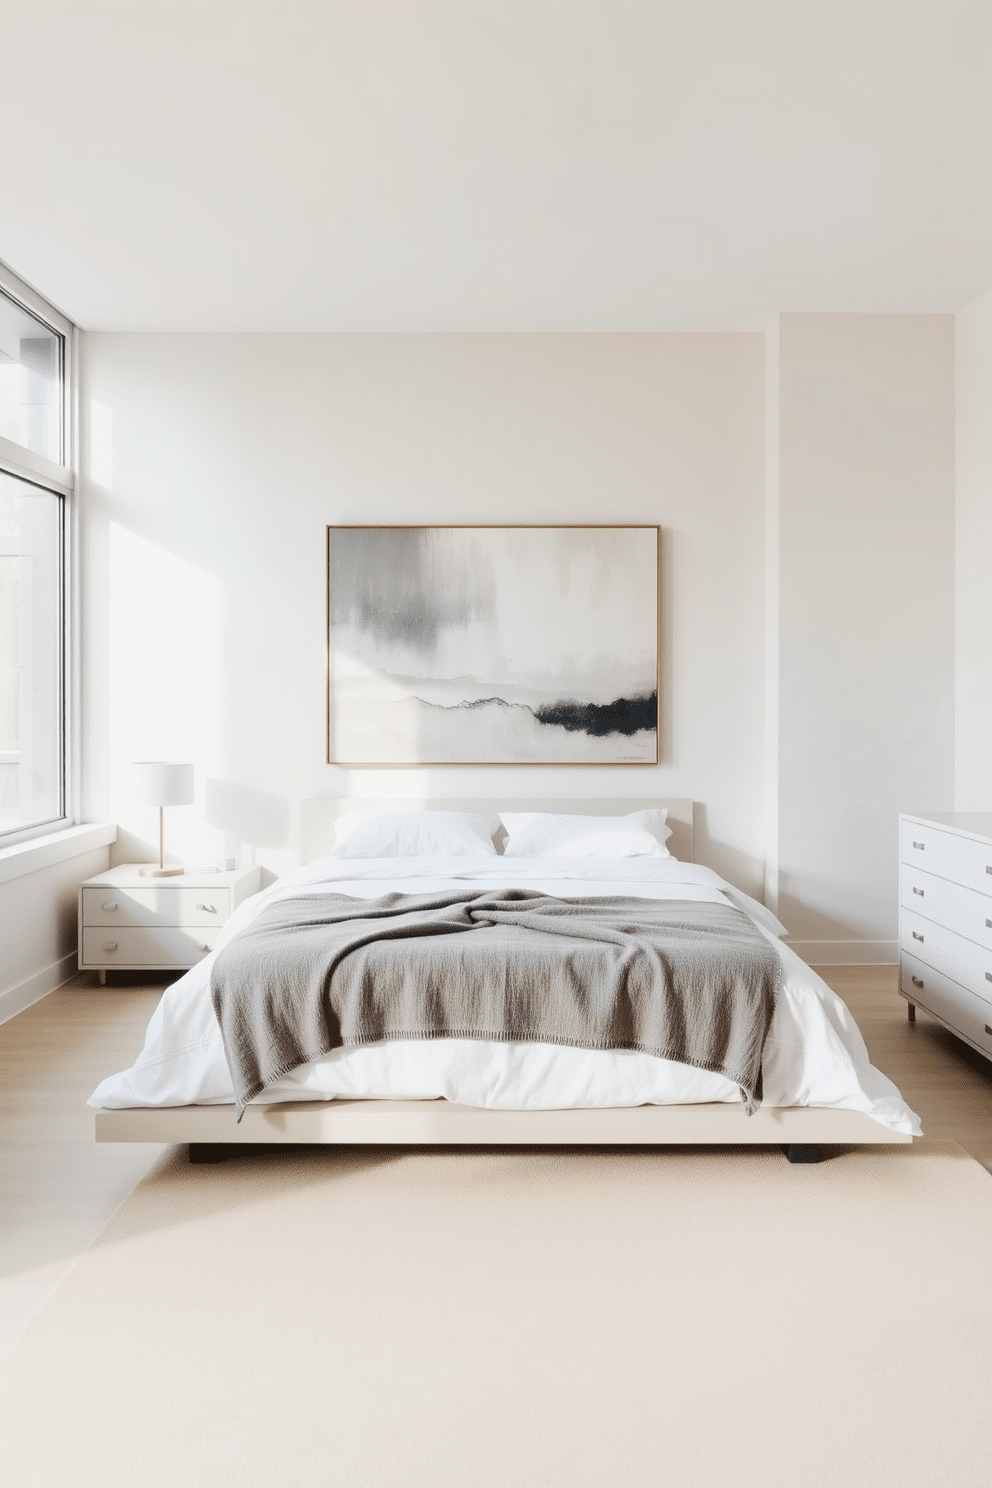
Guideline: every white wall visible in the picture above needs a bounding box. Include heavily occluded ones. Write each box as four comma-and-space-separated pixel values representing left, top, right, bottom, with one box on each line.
74, 323, 958, 959
955, 288, 992, 811
77, 334, 767, 894
0, 845, 111, 1021
774, 314, 956, 961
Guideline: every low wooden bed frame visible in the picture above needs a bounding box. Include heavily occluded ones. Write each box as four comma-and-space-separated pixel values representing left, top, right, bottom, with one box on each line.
94, 798, 911, 1163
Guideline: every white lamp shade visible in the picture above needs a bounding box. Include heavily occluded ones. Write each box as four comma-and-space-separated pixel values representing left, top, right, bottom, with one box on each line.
132, 761, 194, 808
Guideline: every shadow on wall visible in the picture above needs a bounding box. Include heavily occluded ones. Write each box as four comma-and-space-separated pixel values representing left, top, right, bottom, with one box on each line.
689, 804, 764, 906
114, 828, 160, 866
776, 875, 880, 945
206, 780, 290, 882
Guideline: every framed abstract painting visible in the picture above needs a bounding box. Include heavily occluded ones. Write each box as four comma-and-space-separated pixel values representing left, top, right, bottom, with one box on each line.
326, 525, 660, 766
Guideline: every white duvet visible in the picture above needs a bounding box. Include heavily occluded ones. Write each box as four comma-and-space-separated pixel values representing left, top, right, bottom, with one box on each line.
89, 855, 921, 1135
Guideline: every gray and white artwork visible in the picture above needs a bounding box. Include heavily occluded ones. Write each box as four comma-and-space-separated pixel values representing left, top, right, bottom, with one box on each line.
327, 526, 659, 764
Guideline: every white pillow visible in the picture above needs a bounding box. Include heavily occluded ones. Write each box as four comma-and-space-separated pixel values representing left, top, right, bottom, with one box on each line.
499, 809, 671, 859
332, 810, 496, 858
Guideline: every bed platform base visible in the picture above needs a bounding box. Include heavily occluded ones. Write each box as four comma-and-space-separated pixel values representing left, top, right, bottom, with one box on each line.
95, 1099, 908, 1152
188, 1140, 825, 1165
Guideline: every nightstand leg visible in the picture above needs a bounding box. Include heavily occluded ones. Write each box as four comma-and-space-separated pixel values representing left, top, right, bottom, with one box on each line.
907, 1002, 916, 1023
99, 969, 106, 986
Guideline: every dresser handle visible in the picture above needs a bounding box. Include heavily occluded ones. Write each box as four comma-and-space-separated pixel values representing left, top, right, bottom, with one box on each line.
195, 903, 218, 913
102, 942, 118, 953
195, 941, 209, 953
912, 931, 924, 942
912, 841, 925, 850
986, 919, 992, 930
987, 866, 992, 875
986, 1025, 992, 1037
986, 973, 992, 985
912, 887, 924, 897
911, 976, 924, 988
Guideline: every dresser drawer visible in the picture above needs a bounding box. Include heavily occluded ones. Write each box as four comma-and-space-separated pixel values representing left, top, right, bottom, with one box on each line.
81, 885, 231, 929
82, 926, 220, 968
899, 867, 992, 952
900, 820, 992, 896
900, 951, 992, 1060
899, 909, 992, 1006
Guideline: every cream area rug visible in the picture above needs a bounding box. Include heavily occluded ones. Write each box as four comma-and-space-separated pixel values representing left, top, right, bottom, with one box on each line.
2, 1142, 991, 1488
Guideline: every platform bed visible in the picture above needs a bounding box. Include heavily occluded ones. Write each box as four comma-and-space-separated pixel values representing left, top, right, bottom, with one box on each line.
95, 1098, 909, 1164
92, 797, 913, 1167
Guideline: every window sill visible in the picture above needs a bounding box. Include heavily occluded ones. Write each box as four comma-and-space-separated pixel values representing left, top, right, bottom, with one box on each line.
0, 823, 117, 885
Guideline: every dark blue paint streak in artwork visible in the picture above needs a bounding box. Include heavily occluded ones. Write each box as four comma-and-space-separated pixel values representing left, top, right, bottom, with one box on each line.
533, 692, 657, 738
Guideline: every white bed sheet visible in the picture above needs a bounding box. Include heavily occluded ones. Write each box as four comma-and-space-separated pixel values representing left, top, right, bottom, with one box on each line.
88, 855, 921, 1135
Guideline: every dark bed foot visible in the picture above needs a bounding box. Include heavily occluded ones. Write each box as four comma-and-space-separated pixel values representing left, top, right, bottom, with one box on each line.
783, 1144, 820, 1164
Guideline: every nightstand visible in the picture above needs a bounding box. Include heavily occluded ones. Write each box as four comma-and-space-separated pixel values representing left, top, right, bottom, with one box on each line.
78, 864, 262, 983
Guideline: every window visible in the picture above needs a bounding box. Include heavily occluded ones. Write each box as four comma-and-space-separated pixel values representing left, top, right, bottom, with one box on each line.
0, 293, 63, 464
0, 261, 73, 843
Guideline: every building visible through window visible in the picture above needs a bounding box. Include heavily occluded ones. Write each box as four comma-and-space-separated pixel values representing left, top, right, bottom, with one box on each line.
0, 293, 62, 464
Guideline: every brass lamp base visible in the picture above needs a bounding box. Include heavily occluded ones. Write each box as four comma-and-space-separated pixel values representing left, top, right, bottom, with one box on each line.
139, 865, 185, 877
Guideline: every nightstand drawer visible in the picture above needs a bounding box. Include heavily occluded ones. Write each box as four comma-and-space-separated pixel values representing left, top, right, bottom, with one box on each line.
900, 820, 992, 896
81, 886, 231, 929
900, 909, 992, 1006
82, 926, 220, 967
900, 952, 992, 1059
899, 867, 992, 952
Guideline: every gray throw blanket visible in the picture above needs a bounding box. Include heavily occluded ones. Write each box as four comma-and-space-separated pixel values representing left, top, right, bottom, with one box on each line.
210, 890, 781, 1120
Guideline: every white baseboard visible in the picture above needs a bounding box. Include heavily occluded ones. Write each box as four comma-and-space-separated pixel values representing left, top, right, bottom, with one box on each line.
0, 950, 78, 1026
792, 940, 898, 967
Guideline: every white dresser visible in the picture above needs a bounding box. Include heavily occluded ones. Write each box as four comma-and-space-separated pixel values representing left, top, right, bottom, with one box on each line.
78, 864, 262, 982
898, 812, 992, 1063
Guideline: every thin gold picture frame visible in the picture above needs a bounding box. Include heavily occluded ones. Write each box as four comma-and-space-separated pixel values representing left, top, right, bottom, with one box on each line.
326, 523, 662, 767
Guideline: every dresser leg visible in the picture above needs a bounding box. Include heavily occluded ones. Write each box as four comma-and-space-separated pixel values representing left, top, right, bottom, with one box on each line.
99, 969, 106, 986
784, 1144, 820, 1164
907, 1002, 916, 1023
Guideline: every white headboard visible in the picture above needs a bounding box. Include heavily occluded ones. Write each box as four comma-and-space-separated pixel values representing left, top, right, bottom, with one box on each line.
301, 798, 694, 864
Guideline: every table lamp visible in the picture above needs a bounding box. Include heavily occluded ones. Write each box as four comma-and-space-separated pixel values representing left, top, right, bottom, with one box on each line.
133, 761, 194, 877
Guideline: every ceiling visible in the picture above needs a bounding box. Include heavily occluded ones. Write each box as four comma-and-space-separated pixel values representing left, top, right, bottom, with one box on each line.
3, 1, 991, 331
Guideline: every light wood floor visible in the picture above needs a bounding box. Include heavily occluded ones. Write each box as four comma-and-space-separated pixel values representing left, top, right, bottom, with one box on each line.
0, 978, 165, 1357
822, 966, 992, 1174
1, 966, 990, 1357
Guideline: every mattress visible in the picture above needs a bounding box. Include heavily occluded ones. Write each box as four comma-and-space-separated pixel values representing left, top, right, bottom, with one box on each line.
88, 854, 921, 1135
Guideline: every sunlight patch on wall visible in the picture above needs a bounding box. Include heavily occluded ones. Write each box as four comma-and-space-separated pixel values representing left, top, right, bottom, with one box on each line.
109, 523, 223, 868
